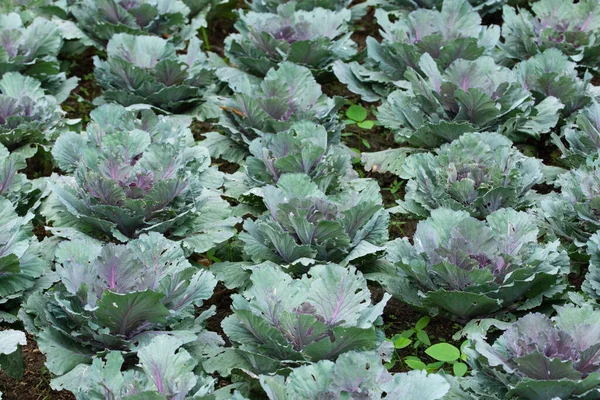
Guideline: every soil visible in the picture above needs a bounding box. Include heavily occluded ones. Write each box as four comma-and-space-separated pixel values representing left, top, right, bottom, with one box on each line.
197, 283, 236, 347
23, 147, 55, 180
61, 47, 102, 127
351, 4, 381, 52
0, 334, 75, 400
203, 0, 246, 56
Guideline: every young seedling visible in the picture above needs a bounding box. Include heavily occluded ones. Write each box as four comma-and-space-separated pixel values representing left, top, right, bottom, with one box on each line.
386, 316, 469, 377
345, 104, 374, 130
343, 104, 375, 150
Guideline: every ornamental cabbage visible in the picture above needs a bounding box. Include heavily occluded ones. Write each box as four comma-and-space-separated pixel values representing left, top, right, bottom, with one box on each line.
466, 304, 600, 400
94, 33, 219, 116
554, 101, 600, 166
204, 264, 390, 376
224, 121, 354, 200
71, 0, 195, 47
500, 0, 600, 70
392, 132, 544, 219
372, 208, 569, 321
225, 3, 356, 77
513, 49, 592, 119
248, 0, 352, 12
51, 103, 200, 173
540, 155, 600, 245
0, 13, 77, 102
0, 0, 67, 17
259, 351, 450, 400
369, 0, 506, 16
583, 232, 600, 300
43, 110, 238, 252
207, 62, 343, 162
246, 122, 353, 194
0, 72, 64, 150
334, 0, 500, 102
377, 53, 563, 148
0, 143, 39, 212
0, 198, 52, 324
51, 336, 219, 399
238, 174, 388, 274
21, 233, 220, 379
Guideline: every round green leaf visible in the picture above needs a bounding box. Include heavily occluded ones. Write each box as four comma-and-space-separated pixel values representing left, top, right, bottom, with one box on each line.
400, 329, 415, 338
393, 336, 412, 349
425, 343, 461, 362
453, 362, 468, 377
416, 330, 431, 346
427, 361, 444, 369
346, 105, 367, 122
358, 120, 374, 129
404, 357, 427, 370
415, 316, 430, 331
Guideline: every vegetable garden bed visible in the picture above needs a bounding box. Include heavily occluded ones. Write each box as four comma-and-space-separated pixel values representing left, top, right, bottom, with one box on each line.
2, 0, 600, 399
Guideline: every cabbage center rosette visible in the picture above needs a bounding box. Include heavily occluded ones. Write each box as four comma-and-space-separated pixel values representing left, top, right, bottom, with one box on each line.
0, 13, 78, 102
555, 101, 600, 166
377, 53, 564, 148
20, 233, 221, 383
465, 305, 600, 400
43, 105, 238, 252
71, 0, 196, 48
214, 174, 388, 288
370, 0, 506, 16
239, 174, 388, 273
258, 350, 451, 400
208, 62, 343, 163
371, 208, 569, 321
247, 0, 353, 12
334, 0, 500, 102
51, 103, 206, 173
500, 0, 600, 71
513, 49, 593, 120
0, 72, 65, 151
225, 3, 356, 77
245, 122, 354, 195
51, 335, 219, 399
222, 121, 356, 202
393, 132, 545, 219
541, 153, 600, 246
94, 33, 219, 116
203, 264, 390, 377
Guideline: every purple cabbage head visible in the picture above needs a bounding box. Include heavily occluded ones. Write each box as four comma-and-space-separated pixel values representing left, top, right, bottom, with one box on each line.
466, 304, 600, 399
377, 208, 569, 321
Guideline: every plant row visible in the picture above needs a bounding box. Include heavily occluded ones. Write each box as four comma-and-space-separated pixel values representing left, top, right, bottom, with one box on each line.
3, 0, 600, 399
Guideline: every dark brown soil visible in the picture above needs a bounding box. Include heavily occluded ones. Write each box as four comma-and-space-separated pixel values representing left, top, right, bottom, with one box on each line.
61, 47, 102, 126
0, 334, 75, 400
351, 3, 381, 52
191, 120, 215, 141
203, 0, 246, 56
23, 147, 55, 179
197, 283, 235, 347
